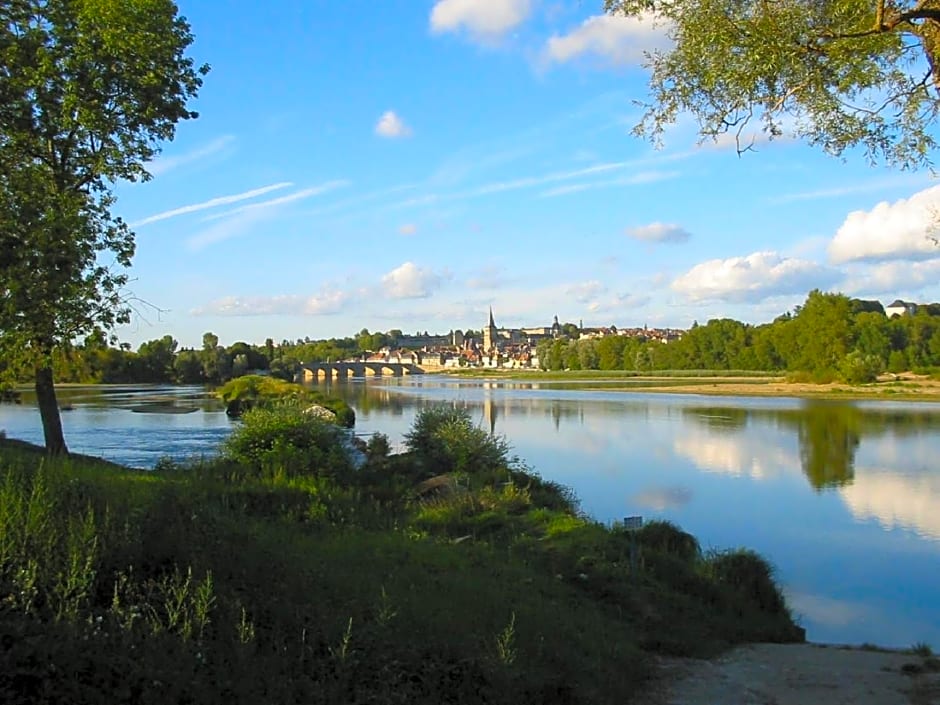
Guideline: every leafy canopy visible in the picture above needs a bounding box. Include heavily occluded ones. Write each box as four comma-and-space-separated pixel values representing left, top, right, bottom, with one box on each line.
0, 0, 206, 343
605, 0, 940, 167
0, 0, 206, 451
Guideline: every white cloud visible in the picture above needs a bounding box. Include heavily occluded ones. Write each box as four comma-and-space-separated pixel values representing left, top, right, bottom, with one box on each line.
467, 264, 511, 290
149, 135, 235, 176
545, 13, 670, 66
187, 181, 350, 250
626, 222, 691, 243
672, 251, 837, 303
202, 181, 350, 223
398, 223, 418, 236
587, 292, 651, 313
191, 290, 349, 317
539, 170, 680, 198
770, 175, 930, 205
829, 185, 940, 263
704, 128, 795, 153
375, 110, 412, 138
566, 280, 607, 304
841, 259, 940, 296
391, 151, 695, 210
381, 262, 444, 299
132, 182, 293, 227
392, 160, 634, 208
186, 208, 270, 252
430, 0, 532, 40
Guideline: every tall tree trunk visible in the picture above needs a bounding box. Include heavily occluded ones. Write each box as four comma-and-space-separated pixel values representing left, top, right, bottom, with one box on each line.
35, 363, 67, 455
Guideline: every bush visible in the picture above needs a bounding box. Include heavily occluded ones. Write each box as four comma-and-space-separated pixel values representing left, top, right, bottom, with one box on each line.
888, 350, 909, 374
405, 406, 510, 477
223, 405, 351, 478
635, 520, 700, 563
706, 549, 789, 615
839, 351, 884, 384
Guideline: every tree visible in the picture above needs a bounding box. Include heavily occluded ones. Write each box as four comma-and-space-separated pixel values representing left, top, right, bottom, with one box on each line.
137, 335, 178, 383
0, 0, 206, 453
606, 0, 940, 168
790, 291, 855, 375
174, 348, 205, 384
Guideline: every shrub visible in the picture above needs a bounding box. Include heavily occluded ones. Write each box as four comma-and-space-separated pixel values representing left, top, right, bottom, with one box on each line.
888, 350, 909, 374
405, 406, 510, 477
365, 433, 391, 464
223, 406, 351, 478
706, 549, 789, 615
839, 351, 884, 384
635, 520, 700, 563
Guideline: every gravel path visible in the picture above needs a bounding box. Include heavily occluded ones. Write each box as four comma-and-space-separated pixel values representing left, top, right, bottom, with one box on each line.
642, 643, 940, 705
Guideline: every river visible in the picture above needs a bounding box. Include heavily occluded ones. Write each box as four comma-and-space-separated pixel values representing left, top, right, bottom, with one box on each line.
1, 377, 939, 649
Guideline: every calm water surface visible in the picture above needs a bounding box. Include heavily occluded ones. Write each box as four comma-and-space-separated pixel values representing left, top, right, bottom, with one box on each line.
1, 377, 939, 649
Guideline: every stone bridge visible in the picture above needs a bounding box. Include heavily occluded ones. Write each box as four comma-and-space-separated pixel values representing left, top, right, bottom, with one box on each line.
300, 361, 424, 380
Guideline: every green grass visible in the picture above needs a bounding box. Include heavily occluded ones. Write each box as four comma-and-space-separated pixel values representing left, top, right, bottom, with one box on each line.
0, 409, 803, 704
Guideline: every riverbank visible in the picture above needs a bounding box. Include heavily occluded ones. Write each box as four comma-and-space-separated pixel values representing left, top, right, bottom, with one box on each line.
445, 369, 940, 402
643, 642, 940, 704
0, 405, 803, 705
612, 374, 940, 402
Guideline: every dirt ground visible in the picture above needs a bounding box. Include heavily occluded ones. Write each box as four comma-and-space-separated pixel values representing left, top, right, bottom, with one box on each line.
641, 643, 940, 705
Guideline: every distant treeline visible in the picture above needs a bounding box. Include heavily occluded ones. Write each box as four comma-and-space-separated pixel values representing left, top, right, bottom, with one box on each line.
1, 329, 473, 386
537, 291, 940, 382
4, 291, 940, 386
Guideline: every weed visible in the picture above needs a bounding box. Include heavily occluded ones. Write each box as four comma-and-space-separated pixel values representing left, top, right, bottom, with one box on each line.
236, 605, 255, 644
193, 571, 215, 640
495, 611, 517, 667
375, 585, 398, 627
52, 505, 98, 621
330, 617, 354, 664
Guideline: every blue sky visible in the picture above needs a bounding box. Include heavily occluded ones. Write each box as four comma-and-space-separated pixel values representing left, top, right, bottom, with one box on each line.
113, 0, 940, 348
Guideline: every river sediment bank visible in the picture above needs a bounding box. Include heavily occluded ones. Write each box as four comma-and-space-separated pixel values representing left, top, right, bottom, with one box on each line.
446, 370, 940, 402
644, 642, 940, 705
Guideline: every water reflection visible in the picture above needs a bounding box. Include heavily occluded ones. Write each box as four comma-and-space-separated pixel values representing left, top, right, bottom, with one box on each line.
678, 402, 940, 492
632, 486, 694, 511
673, 430, 799, 480
330, 379, 940, 496
316, 377, 940, 647
840, 470, 940, 541
4, 378, 940, 647
797, 406, 859, 490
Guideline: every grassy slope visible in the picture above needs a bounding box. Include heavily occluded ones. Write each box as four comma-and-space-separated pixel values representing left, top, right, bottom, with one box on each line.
0, 429, 801, 705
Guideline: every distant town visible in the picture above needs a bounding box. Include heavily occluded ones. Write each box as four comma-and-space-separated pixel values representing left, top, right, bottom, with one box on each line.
357, 298, 923, 370
360, 308, 685, 370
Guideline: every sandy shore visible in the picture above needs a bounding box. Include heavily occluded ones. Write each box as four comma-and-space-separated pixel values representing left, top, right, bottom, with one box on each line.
610, 375, 940, 402
643, 643, 940, 705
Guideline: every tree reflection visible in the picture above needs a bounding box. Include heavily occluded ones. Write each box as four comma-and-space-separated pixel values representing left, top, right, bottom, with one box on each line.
797, 404, 860, 490
302, 379, 940, 493
680, 402, 864, 490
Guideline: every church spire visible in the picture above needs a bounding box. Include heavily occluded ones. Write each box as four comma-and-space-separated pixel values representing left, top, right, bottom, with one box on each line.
488, 306, 495, 327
